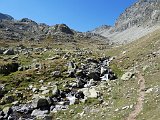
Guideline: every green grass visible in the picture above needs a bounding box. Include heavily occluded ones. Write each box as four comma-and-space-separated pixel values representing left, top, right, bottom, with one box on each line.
110, 63, 124, 78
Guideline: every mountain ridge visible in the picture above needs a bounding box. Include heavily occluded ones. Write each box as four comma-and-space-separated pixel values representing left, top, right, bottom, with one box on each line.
0, 15, 109, 42
91, 0, 160, 44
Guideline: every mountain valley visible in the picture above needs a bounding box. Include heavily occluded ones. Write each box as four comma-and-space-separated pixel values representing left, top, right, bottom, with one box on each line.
0, 0, 160, 120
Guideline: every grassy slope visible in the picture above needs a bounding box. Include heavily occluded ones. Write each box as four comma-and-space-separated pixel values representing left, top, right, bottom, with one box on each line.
106, 28, 160, 120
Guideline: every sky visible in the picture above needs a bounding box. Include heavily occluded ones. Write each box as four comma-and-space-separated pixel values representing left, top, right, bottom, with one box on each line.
0, 0, 137, 32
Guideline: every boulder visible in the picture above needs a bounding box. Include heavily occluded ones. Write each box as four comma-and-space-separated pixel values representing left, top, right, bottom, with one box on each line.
42, 90, 50, 95
68, 62, 76, 77
40, 86, 48, 91
0, 62, 19, 75
0, 49, 5, 54
3, 49, 15, 55
121, 72, 134, 80
13, 104, 34, 114
100, 66, 108, 75
51, 71, 61, 77
2, 107, 12, 118
101, 74, 109, 81
51, 85, 59, 96
79, 88, 100, 98
2, 95, 15, 104
88, 72, 100, 81
75, 91, 84, 99
31, 109, 49, 117
37, 98, 50, 110
76, 78, 87, 88
66, 96, 76, 105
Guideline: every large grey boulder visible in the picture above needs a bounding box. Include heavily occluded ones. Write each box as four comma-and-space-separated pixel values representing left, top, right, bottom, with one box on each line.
121, 72, 134, 80
78, 88, 100, 99
37, 98, 50, 110
31, 109, 49, 117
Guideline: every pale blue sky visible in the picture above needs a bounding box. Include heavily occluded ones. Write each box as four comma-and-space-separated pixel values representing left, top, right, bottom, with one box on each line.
0, 0, 137, 31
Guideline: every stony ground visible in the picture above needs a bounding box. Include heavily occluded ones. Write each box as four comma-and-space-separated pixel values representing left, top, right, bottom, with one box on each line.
0, 28, 160, 120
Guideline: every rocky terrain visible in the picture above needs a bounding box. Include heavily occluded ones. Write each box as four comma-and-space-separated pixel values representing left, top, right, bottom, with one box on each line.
92, 0, 160, 44
0, 0, 160, 120
0, 15, 109, 43
0, 38, 125, 120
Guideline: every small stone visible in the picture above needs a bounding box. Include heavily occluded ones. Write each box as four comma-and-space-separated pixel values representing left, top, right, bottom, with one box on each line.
42, 90, 50, 95
51, 71, 61, 77
40, 86, 48, 91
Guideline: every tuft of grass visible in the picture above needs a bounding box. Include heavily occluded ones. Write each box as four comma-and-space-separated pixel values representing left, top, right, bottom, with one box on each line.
110, 63, 124, 78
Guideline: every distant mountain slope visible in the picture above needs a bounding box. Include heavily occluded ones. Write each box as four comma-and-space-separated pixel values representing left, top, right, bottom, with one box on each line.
91, 25, 111, 34
0, 15, 109, 42
0, 13, 14, 20
91, 0, 160, 44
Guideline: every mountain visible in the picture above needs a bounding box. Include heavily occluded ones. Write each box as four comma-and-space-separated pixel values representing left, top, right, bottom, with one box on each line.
91, 0, 160, 44
0, 13, 14, 20
91, 25, 111, 34
0, 15, 109, 42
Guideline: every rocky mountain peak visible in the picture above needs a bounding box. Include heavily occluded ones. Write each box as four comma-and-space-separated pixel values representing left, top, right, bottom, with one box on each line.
51, 24, 74, 35
0, 13, 108, 42
91, 0, 160, 44
91, 25, 111, 34
0, 13, 14, 20
114, 0, 160, 32
20, 18, 37, 24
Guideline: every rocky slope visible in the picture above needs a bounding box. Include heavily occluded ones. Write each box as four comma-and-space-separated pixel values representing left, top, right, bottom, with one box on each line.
0, 14, 109, 43
92, 0, 160, 44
